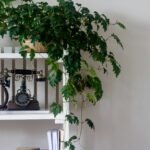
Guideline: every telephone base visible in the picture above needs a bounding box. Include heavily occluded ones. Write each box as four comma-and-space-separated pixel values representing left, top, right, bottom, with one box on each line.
7, 100, 40, 110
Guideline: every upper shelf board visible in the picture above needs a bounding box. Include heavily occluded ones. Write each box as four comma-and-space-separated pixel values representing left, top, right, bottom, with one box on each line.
0, 53, 63, 62
0, 110, 65, 124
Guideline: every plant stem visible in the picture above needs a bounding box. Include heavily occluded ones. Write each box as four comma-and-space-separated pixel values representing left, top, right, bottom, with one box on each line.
105, 35, 112, 41
78, 93, 85, 139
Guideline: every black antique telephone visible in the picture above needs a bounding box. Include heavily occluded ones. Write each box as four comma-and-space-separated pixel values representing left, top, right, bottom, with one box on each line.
0, 69, 46, 110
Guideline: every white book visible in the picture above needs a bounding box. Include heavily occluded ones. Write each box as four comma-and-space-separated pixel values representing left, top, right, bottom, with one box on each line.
52, 130, 59, 150
47, 130, 53, 150
47, 129, 60, 150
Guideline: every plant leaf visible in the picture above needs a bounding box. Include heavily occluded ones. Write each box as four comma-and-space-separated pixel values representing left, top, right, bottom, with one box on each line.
71, 74, 85, 92
86, 92, 97, 105
88, 66, 97, 77
86, 76, 103, 101
111, 33, 124, 49
109, 52, 121, 77
69, 144, 75, 150
76, 3, 81, 7
64, 141, 69, 148
85, 118, 95, 130
19, 47, 27, 58
50, 102, 62, 117
29, 49, 35, 60
66, 114, 79, 125
69, 136, 78, 142
64, 140, 75, 150
61, 82, 76, 100
48, 63, 62, 87
116, 22, 126, 29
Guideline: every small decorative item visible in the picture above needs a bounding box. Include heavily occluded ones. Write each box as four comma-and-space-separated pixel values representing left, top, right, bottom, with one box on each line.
7, 69, 46, 110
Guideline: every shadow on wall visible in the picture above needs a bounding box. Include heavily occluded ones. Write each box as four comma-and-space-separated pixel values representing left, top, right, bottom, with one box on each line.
77, 13, 150, 150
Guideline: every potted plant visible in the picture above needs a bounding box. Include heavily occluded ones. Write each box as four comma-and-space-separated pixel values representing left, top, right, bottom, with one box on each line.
0, 0, 125, 149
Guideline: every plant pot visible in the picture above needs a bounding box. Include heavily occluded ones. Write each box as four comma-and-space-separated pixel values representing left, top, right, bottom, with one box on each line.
23, 39, 47, 53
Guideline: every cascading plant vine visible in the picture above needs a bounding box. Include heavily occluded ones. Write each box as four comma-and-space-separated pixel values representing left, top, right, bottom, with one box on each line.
0, 0, 125, 149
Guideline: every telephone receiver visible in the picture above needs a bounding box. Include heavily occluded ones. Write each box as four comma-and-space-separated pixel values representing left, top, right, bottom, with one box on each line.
6, 69, 46, 81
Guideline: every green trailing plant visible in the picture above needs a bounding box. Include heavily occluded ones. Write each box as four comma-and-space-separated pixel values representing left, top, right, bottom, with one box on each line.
0, 0, 125, 149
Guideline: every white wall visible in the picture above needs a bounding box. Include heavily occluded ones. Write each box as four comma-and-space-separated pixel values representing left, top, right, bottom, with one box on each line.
76, 0, 150, 150
0, 0, 150, 150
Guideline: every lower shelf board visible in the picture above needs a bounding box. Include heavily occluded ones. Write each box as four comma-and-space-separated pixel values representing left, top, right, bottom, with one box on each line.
0, 110, 65, 123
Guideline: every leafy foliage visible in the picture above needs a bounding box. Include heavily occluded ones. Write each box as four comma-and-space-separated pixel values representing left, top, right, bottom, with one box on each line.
64, 136, 77, 150
116, 22, 126, 29
108, 52, 121, 77
85, 118, 95, 130
48, 62, 62, 87
0, 0, 124, 77
111, 33, 124, 49
86, 75, 103, 101
64, 143, 75, 150
86, 92, 97, 105
50, 102, 62, 117
61, 82, 76, 100
19, 46, 27, 58
0, 0, 125, 149
29, 49, 35, 60
66, 113, 79, 125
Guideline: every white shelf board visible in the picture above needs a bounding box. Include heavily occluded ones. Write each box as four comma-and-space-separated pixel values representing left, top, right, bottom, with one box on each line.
0, 110, 65, 123
0, 53, 47, 59
0, 53, 63, 62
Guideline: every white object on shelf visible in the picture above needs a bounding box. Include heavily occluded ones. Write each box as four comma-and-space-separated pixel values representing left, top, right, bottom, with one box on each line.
47, 129, 59, 150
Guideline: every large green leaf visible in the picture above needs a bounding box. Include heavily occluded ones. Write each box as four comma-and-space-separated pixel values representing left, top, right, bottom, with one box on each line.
48, 63, 62, 87
69, 144, 75, 150
63, 52, 81, 75
61, 82, 76, 100
29, 49, 35, 60
71, 74, 85, 92
86, 92, 97, 105
69, 136, 78, 142
50, 102, 62, 117
86, 76, 103, 101
19, 46, 28, 58
85, 118, 95, 130
116, 22, 126, 29
64, 135, 77, 150
111, 33, 124, 49
109, 52, 121, 77
66, 113, 79, 125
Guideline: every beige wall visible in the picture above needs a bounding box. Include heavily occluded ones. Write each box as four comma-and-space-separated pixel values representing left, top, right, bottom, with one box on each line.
0, 0, 149, 150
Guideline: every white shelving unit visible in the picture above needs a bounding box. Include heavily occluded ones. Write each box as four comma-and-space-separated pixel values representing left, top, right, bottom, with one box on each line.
0, 50, 69, 148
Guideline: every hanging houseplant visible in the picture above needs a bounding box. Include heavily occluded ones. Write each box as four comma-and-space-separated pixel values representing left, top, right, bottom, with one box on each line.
0, 0, 125, 149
